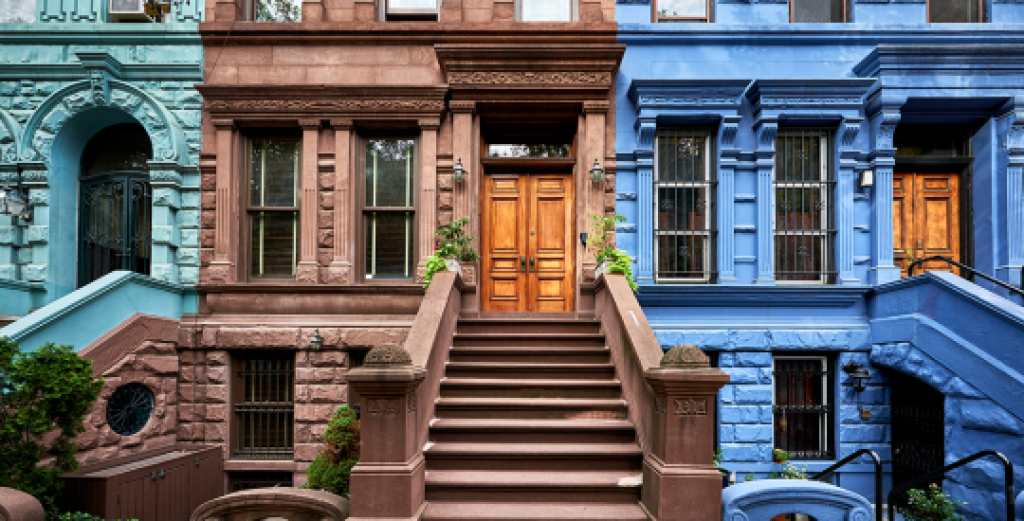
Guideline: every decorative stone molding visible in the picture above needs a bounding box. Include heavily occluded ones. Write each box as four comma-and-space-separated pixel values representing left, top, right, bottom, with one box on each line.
448, 100, 476, 113
204, 98, 446, 113
448, 71, 612, 86
722, 480, 873, 521
661, 344, 711, 368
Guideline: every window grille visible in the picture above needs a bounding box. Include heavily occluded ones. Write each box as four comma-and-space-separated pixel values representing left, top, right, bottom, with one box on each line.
230, 471, 294, 491
233, 358, 295, 460
363, 139, 416, 280
774, 129, 835, 284
654, 129, 716, 283
772, 356, 834, 460
248, 138, 300, 279
929, 0, 981, 22
791, 0, 847, 22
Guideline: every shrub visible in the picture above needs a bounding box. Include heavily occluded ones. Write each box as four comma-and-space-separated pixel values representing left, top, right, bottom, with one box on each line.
303, 405, 360, 496
899, 484, 967, 521
424, 217, 479, 289
0, 338, 103, 510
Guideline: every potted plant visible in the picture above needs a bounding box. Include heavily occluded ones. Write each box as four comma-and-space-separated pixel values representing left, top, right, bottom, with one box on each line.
423, 217, 479, 289
769, 449, 809, 521
589, 214, 638, 292
899, 484, 968, 521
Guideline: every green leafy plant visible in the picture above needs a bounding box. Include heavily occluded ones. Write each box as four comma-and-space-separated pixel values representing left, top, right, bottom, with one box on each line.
303, 405, 360, 497
742, 473, 757, 483
422, 254, 450, 289
589, 214, 638, 292
424, 218, 479, 289
769, 449, 807, 480
601, 248, 639, 293
0, 338, 104, 510
713, 449, 724, 470
46, 509, 138, 521
899, 484, 967, 521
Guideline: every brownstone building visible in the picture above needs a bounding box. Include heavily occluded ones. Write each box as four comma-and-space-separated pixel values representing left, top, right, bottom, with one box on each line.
183, 0, 624, 497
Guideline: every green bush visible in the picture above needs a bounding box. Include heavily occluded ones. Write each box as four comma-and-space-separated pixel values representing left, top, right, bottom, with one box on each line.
303, 405, 360, 496
46, 510, 137, 521
0, 338, 103, 510
900, 484, 967, 520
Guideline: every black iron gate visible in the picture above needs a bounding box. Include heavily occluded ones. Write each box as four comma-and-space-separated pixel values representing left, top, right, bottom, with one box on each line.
79, 172, 152, 287
890, 370, 946, 500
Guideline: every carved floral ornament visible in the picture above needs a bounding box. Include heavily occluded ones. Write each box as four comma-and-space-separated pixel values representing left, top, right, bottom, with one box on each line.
204, 98, 446, 113
446, 71, 613, 87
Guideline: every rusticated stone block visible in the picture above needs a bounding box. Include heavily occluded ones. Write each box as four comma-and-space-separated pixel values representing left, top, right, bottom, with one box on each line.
201, 229, 215, 248
438, 210, 453, 227
319, 192, 334, 209
319, 229, 334, 248
178, 383, 196, 403
315, 367, 344, 383
179, 364, 204, 382
303, 328, 407, 350
142, 434, 177, 452
295, 404, 316, 422
312, 384, 347, 403
295, 384, 311, 403
200, 248, 214, 266
295, 443, 321, 462
439, 192, 453, 211
201, 174, 216, 191
314, 404, 336, 422
207, 350, 229, 366
604, 192, 615, 213
318, 249, 332, 267
296, 367, 320, 383
438, 173, 453, 191
207, 365, 228, 383
201, 210, 216, 229
319, 173, 333, 191
297, 263, 319, 284
178, 403, 204, 422
318, 210, 333, 229
142, 355, 179, 375
201, 192, 216, 209
205, 422, 227, 442
217, 327, 301, 348
206, 384, 228, 404
206, 404, 227, 422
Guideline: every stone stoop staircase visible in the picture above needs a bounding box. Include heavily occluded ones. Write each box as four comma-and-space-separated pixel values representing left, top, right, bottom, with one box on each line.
421, 317, 647, 521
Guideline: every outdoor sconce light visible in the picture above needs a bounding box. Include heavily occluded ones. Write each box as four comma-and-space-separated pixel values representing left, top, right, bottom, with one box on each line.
0, 185, 31, 220
309, 328, 324, 351
452, 158, 467, 184
842, 360, 872, 393
859, 169, 874, 189
580, 232, 588, 248
589, 159, 604, 183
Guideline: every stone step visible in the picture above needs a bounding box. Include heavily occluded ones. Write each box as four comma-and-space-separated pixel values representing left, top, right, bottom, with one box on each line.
452, 332, 607, 349
434, 397, 628, 420
421, 502, 648, 520
429, 418, 636, 444
424, 470, 642, 503
443, 361, 616, 380
440, 378, 621, 399
424, 442, 643, 472
456, 318, 602, 336
447, 345, 610, 365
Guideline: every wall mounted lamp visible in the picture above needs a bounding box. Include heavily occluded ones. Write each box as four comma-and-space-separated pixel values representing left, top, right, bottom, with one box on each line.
589, 159, 604, 183
309, 328, 324, 350
580, 232, 588, 248
842, 360, 872, 393
0, 185, 31, 221
859, 169, 874, 189
452, 158, 467, 184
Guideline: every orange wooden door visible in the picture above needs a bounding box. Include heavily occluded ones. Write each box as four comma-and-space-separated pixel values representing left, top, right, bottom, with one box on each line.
893, 172, 961, 277
481, 172, 574, 312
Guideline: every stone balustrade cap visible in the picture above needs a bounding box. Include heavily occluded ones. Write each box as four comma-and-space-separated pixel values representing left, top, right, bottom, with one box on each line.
660, 344, 710, 368
364, 343, 412, 367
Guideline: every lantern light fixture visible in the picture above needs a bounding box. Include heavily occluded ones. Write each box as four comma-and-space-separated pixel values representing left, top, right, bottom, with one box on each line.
859, 169, 874, 189
309, 328, 324, 351
580, 232, 588, 248
842, 360, 872, 393
589, 159, 604, 183
452, 157, 467, 184
0, 185, 31, 221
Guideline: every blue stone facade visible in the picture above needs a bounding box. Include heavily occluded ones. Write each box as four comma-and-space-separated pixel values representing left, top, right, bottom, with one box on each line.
0, 2, 203, 318
616, 1, 1024, 517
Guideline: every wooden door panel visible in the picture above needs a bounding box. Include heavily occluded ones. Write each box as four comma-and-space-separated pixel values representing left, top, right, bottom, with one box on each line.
893, 173, 913, 276
482, 175, 528, 312
894, 172, 960, 277
529, 175, 574, 312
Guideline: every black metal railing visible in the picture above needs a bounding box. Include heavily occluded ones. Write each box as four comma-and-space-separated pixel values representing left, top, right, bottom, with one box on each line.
908, 255, 1024, 299
810, 449, 882, 521
887, 450, 1015, 521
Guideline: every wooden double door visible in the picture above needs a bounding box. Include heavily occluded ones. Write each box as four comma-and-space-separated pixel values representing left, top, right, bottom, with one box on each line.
481, 172, 575, 312
893, 171, 961, 277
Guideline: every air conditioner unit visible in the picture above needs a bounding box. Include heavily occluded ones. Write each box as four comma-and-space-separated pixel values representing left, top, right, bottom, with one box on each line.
109, 0, 154, 21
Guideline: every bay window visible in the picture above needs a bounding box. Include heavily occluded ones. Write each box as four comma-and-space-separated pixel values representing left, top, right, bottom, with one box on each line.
248, 138, 300, 279
363, 138, 416, 281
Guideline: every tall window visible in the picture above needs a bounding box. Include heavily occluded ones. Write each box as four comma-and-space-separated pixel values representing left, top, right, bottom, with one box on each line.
385, 0, 439, 21
232, 357, 295, 460
655, 0, 710, 22
929, 0, 981, 22
251, 0, 301, 21
363, 139, 415, 280
248, 138, 300, 279
791, 0, 848, 22
655, 129, 715, 283
773, 356, 834, 460
774, 129, 834, 284
518, 0, 573, 21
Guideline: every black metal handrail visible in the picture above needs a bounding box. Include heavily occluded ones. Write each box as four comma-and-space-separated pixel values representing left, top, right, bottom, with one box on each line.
888, 450, 1015, 521
810, 449, 882, 521
907, 255, 1024, 298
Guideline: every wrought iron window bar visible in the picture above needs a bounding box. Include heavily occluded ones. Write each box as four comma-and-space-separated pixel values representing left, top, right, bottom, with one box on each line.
908, 255, 1024, 299
233, 358, 295, 460
774, 129, 835, 284
773, 357, 834, 460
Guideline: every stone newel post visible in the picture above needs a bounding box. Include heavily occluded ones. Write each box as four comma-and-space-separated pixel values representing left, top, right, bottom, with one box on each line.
346, 344, 427, 521
643, 345, 731, 521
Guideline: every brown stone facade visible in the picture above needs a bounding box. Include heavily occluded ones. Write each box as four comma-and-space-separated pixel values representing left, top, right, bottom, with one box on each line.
183, 0, 621, 488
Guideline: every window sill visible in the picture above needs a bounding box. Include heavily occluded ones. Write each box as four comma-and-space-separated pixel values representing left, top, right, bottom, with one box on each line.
225, 459, 300, 471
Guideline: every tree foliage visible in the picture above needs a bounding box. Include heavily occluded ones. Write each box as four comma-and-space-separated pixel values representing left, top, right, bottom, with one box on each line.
0, 338, 104, 509
303, 405, 360, 496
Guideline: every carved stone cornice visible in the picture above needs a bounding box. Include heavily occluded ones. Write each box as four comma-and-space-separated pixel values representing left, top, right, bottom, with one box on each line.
449, 100, 476, 113
298, 118, 322, 130
746, 79, 876, 122
196, 85, 448, 118
448, 71, 612, 87
628, 79, 751, 113
330, 118, 354, 130
854, 44, 1024, 80
418, 118, 441, 131
435, 44, 623, 92
583, 100, 610, 114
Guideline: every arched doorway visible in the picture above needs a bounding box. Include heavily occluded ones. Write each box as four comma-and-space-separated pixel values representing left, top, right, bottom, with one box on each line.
889, 369, 946, 495
78, 123, 153, 287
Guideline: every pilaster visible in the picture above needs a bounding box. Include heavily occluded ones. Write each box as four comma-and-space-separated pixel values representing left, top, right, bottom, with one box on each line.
837, 117, 862, 285
329, 119, 353, 285
717, 115, 741, 284
1005, 106, 1024, 291
19, 162, 48, 285
0, 164, 19, 281
584, 101, 610, 279
149, 160, 182, 284
868, 98, 903, 286
297, 119, 321, 284
450, 101, 475, 223
209, 119, 237, 284
636, 116, 656, 284
753, 118, 778, 285
416, 119, 440, 283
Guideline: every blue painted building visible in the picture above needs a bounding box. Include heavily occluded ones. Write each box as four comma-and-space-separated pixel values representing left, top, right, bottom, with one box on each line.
0, 0, 203, 341
615, 2, 1024, 517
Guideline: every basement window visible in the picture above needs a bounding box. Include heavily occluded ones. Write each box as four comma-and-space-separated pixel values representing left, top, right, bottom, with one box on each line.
773, 356, 835, 460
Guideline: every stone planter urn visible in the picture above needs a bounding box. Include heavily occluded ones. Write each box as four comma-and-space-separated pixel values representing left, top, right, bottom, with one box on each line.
444, 257, 461, 273
595, 260, 609, 278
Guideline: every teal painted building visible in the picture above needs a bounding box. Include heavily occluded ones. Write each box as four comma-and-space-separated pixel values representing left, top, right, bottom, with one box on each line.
0, 0, 202, 340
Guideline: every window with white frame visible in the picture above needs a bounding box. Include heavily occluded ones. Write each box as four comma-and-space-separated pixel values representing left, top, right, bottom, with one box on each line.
773, 355, 834, 460
655, 0, 711, 22
385, 0, 439, 21
774, 129, 834, 284
654, 129, 715, 283
790, 0, 848, 22
363, 138, 416, 280
248, 138, 300, 279
518, 0, 574, 21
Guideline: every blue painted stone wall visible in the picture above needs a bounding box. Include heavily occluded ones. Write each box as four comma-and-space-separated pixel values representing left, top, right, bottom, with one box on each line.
0, 7, 202, 317
617, 1, 1024, 517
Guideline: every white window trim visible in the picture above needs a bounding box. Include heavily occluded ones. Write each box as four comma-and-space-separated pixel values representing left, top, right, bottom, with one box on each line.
653, 129, 713, 284
773, 130, 831, 285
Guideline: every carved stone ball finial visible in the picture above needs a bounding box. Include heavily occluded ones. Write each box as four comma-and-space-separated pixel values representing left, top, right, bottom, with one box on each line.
660, 344, 710, 369
363, 343, 412, 367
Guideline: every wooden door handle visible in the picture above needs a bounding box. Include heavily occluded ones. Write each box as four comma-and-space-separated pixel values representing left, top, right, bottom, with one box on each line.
520, 257, 526, 273
529, 257, 535, 273
916, 239, 924, 250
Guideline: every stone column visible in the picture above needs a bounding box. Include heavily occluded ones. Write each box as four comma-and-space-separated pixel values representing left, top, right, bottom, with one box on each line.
210, 119, 237, 283
297, 119, 321, 284
347, 345, 427, 521
869, 102, 902, 286
753, 117, 778, 285
642, 345, 730, 521
328, 119, 353, 284
450, 101, 475, 222
416, 119, 439, 282
1005, 107, 1024, 298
